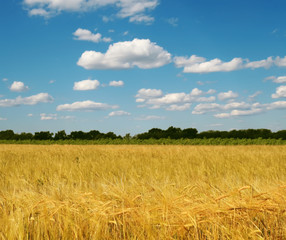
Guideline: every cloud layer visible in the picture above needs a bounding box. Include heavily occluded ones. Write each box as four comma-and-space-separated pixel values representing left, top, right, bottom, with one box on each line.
174, 55, 286, 73
135, 88, 216, 111
73, 79, 100, 91
77, 38, 171, 70
57, 100, 119, 111
73, 28, 112, 43
0, 93, 53, 107
23, 0, 159, 23
10, 81, 29, 92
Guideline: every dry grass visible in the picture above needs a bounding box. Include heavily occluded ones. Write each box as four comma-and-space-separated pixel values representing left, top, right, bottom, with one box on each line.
0, 145, 286, 239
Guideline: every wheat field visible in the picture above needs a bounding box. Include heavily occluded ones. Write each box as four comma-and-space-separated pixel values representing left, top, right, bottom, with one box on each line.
0, 145, 286, 239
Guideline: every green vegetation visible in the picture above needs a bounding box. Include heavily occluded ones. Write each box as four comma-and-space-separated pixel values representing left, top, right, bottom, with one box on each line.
0, 127, 286, 144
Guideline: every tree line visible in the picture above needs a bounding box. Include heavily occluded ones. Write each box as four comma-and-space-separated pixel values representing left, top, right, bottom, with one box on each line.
0, 127, 286, 140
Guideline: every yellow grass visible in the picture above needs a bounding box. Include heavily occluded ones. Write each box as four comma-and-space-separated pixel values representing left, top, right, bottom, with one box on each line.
0, 145, 286, 239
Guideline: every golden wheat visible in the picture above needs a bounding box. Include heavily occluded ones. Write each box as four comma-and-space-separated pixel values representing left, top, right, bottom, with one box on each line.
0, 145, 286, 239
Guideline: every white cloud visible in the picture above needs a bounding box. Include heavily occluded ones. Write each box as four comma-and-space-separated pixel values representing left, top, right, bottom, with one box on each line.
123, 31, 129, 36
10, 81, 29, 92
147, 93, 190, 105
207, 89, 216, 94
136, 98, 145, 103
224, 102, 250, 110
108, 110, 131, 117
56, 100, 119, 111
135, 115, 165, 120
244, 57, 273, 69
129, 14, 154, 24
136, 88, 163, 98
40, 113, 75, 120
49, 80, 55, 84
192, 103, 221, 115
215, 108, 263, 118
266, 101, 286, 110
218, 91, 238, 101
73, 28, 112, 43
175, 55, 286, 73
77, 38, 171, 70
136, 88, 216, 111
266, 76, 286, 83
174, 56, 244, 73
196, 96, 216, 102
24, 0, 159, 23
192, 101, 252, 115
272, 86, 286, 98
41, 113, 57, 120
2, 78, 8, 82
275, 56, 286, 67
28, 8, 51, 17
73, 79, 100, 91
166, 103, 191, 111
109, 80, 124, 87
0, 93, 53, 107
27, 113, 33, 117
0, 117, 7, 121
190, 88, 203, 96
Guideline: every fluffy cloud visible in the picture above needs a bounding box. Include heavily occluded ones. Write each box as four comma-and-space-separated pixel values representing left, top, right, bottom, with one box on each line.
24, 0, 159, 23
166, 103, 191, 111
136, 88, 163, 98
40, 113, 57, 120
73, 28, 112, 43
266, 101, 286, 110
266, 76, 286, 83
73, 79, 100, 91
244, 57, 273, 69
109, 80, 124, 87
192, 102, 254, 115
129, 15, 154, 23
108, 110, 131, 117
192, 103, 221, 115
40, 113, 75, 120
218, 91, 239, 101
174, 56, 244, 73
0, 93, 53, 107
275, 56, 286, 67
10, 81, 29, 92
57, 100, 119, 111
272, 86, 286, 98
174, 55, 286, 73
77, 39, 171, 70
135, 88, 216, 111
214, 108, 264, 118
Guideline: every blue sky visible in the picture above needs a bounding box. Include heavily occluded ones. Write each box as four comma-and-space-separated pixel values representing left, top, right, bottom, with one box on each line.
1, 0, 286, 135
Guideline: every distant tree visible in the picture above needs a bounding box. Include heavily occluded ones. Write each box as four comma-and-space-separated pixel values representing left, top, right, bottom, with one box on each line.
17, 132, 33, 140
0, 130, 15, 140
274, 130, 286, 140
88, 130, 102, 140
54, 130, 67, 140
34, 131, 53, 140
104, 132, 118, 139
123, 133, 131, 140
181, 128, 198, 139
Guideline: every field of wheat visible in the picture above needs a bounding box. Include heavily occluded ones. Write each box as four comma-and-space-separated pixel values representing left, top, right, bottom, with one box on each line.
0, 145, 286, 239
